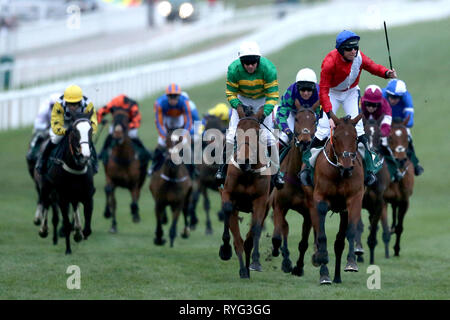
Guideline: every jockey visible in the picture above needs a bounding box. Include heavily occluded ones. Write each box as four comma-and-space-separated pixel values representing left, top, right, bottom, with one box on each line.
36, 85, 98, 175
198, 103, 230, 135
217, 40, 284, 189
26, 93, 60, 162
276, 68, 321, 146
97, 94, 151, 163
148, 83, 194, 176
382, 79, 424, 176
299, 30, 397, 187
181, 91, 201, 142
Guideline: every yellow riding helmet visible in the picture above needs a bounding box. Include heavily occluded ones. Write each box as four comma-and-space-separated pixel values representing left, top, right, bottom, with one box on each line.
208, 103, 229, 121
64, 85, 83, 103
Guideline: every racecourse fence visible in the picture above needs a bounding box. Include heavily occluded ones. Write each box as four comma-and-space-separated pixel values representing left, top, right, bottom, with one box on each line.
0, 0, 449, 131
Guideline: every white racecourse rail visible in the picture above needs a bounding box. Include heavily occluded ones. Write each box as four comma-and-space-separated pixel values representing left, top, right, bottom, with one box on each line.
0, 0, 449, 130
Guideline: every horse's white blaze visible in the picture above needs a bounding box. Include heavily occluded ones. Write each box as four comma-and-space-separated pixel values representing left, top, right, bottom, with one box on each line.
395, 145, 406, 153
77, 121, 91, 158
395, 129, 402, 137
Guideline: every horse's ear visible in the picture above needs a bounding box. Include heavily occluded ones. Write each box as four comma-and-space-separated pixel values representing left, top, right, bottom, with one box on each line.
403, 114, 410, 126
351, 113, 363, 126
294, 99, 301, 111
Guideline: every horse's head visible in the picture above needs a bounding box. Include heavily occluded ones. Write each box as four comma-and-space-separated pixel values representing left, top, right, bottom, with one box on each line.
293, 103, 316, 152
363, 117, 382, 151
68, 111, 93, 167
235, 109, 260, 173
329, 113, 362, 178
165, 127, 189, 170
389, 116, 410, 170
111, 109, 130, 143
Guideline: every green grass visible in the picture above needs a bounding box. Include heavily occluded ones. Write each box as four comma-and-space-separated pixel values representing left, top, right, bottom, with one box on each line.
1, 18, 449, 299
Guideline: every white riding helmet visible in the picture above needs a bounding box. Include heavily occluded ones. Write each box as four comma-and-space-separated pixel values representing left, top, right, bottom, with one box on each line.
238, 41, 261, 58
296, 68, 317, 84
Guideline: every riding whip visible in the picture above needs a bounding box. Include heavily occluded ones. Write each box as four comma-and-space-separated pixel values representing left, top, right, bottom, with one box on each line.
94, 121, 106, 145
383, 21, 393, 70
260, 121, 289, 148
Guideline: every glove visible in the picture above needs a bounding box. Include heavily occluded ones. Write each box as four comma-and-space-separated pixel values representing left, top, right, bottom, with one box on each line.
286, 130, 294, 142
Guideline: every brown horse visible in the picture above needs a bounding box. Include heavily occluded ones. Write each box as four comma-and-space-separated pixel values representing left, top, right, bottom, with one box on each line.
311, 113, 364, 285
189, 114, 228, 234
383, 117, 414, 257
102, 109, 149, 233
149, 128, 192, 247
218, 112, 272, 278
271, 107, 317, 276
357, 118, 392, 264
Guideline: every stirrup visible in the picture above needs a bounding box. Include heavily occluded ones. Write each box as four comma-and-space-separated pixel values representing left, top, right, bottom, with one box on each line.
364, 173, 377, 186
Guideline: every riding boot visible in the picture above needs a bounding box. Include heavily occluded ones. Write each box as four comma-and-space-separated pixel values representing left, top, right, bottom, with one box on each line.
215, 142, 233, 183
299, 136, 325, 186
147, 146, 165, 176
131, 137, 153, 163
36, 140, 56, 175
268, 144, 284, 189
407, 136, 424, 176
90, 143, 98, 175
99, 134, 113, 162
358, 134, 377, 186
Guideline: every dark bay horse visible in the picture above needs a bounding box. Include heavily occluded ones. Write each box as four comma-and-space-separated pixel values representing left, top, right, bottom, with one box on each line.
355, 118, 391, 264
102, 109, 149, 233
383, 117, 415, 257
38, 111, 95, 254
271, 107, 317, 276
149, 128, 192, 247
218, 112, 272, 278
311, 113, 364, 285
189, 114, 228, 234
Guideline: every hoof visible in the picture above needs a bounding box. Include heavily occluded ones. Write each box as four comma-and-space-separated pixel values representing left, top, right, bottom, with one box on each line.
109, 226, 117, 234
219, 244, 232, 261
73, 230, 83, 243
154, 238, 166, 246
39, 229, 48, 238
281, 259, 292, 273
291, 266, 304, 277
132, 214, 140, 223
333, 277, 342, 284
83, 229, 92, 239
33, 218, 41, 226
239, 268, 250, 279
65, 249, 72, 255
357, 255, 364, 263
320, 275, 331, 285
249, 262, 262, 272
205, 227, 213, 235
355, 246, 364, 255
344, 261, 359, 272
181, 228, 190, 239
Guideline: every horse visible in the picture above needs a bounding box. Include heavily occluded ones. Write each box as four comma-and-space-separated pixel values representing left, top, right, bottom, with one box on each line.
189, 114, 228, 234
218, 109, 272, 278
149, 128, 192, 247
356, 118, 392, 264
102, 109, 150, 233
310, 113, 365, 285
38, 111, 96, 254
383, 117, 415, 257
271, 106, 317, 277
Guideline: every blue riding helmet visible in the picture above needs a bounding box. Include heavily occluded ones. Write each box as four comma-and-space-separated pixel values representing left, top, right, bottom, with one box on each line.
385, 79, 407, 97
335, 30, 360, 49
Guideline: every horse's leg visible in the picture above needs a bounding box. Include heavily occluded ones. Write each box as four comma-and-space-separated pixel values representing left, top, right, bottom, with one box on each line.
82, 196, 93, 240
229, 210, 248, 279
107, 184, 117, 234
333, 211, 349, 283
154, 202, 166, 246
103, 183, 112, 219
219, 200, 233, 261
292, 212, 312, 277
315, 200, 331, 285
344, 194, 363, 273
130, 186, 141, 223
355, 217, 364, 262
60, 200, 72, 255
271, 198, 287, 258
73, 204, 83, 243
169, 205, 182, 247
203, 188, 213, 235
34, 203, 43, 226
367, 200, 383, 265
394, 201, 408, 257
380, 202, 391, 259
181, 193, 191, 239
280, 212, 293, 274
188, 184, 201, 230
390, 203, 397, 234
51, 202, 59, 245
38, 206, 49, 238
